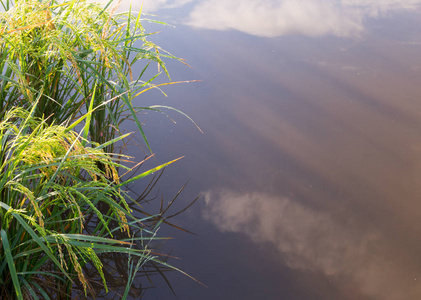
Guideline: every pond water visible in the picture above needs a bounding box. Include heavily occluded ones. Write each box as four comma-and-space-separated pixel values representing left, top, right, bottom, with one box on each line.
120, 1, 421, 299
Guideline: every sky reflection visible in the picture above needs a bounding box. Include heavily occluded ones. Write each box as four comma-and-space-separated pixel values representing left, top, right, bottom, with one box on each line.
187, 0, 364, 37
146, 9, 421, 298
203, 190, 421, 299
88, 1, 421, 299
185, 0, 421, 37
93, 0, 193, 12
96, 0, 421, 38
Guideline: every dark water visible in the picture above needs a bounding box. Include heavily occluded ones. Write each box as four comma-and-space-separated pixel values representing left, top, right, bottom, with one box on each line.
119, 1, 421, 299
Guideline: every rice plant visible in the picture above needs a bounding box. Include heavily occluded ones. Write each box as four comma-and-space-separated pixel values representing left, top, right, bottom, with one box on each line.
0, 106, 189, 299
0, 0, 200, 298
0, 0, 184, 151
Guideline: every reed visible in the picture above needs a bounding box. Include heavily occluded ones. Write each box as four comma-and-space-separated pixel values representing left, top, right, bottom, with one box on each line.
0, 0, 197, 298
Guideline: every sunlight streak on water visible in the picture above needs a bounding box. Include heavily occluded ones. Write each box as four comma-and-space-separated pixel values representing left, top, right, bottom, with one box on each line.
85, 1, 421, 298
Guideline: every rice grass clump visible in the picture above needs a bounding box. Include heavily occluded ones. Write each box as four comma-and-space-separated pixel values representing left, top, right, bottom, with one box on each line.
0, 107, 132, 298
0, 0, 195, 298
0, 0, 175, 149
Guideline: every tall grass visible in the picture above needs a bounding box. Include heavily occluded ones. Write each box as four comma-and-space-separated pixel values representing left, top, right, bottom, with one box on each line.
0, 0, 184, 150
0, 0, 198, 298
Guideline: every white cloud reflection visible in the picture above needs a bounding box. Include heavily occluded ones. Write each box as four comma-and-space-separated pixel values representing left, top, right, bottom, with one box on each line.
343, 0, 421, 16
90, 0, 421, 37
93, 0, 193, 12
203, 190, 421, 299
186, 0, 421, 37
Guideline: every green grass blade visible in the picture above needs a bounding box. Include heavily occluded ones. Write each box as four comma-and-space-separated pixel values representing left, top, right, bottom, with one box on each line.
0, 202, 73, 282
31, 281, 51, 300
150, 105, 203, 133
1, 229, 23, 300
20, 277, 39, 300
116, 157, 183, 188
82, 80, 98, 145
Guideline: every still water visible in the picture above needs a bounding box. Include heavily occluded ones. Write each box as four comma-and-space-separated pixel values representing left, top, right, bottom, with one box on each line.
119, 1, 421, 299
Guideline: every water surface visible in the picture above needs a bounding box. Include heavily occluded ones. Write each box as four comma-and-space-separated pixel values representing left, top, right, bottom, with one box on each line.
120, 1, 421, 299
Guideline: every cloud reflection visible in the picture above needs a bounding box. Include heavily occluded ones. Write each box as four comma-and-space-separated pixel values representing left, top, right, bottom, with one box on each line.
93, 0, 193, 12
186, 0, 421, 37
203, 190, 421, 299
91, 0, 421, 37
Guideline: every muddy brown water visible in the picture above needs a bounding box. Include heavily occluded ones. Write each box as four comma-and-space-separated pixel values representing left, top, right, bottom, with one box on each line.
119, 1, 421, 299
